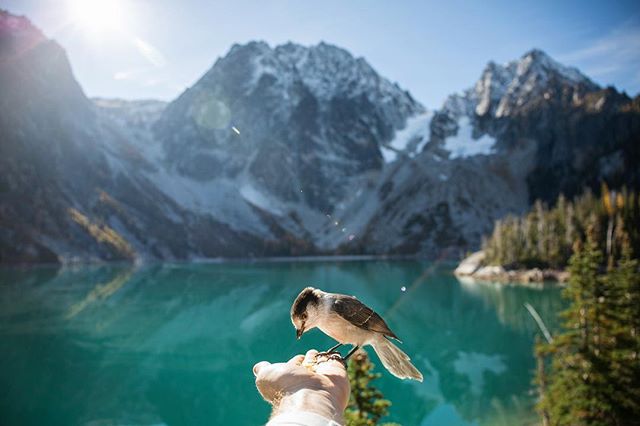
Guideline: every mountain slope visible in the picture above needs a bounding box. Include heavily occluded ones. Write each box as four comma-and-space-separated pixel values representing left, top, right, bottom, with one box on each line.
0, 12, 296, 263
0, 10, 638, 263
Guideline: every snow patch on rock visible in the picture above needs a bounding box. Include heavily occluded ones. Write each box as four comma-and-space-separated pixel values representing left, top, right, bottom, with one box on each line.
444, 118, 496, 159
382, 111, 433, 162
240, 183, 283, 215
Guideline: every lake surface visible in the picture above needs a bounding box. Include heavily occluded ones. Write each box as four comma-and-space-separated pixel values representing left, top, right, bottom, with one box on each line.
0, 260, 564, 426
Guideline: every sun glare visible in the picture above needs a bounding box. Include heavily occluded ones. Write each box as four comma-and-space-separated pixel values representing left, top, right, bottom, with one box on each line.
68, 0, 128, 36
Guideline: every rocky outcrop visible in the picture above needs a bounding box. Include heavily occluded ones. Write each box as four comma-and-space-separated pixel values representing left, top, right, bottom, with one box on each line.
454, 251, 570, 283
454, 251, 485, 276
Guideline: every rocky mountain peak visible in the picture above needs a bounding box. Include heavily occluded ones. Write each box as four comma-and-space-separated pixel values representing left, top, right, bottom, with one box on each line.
0, 10, 90, 131
0, 10, 47, 59
493, 49, 598, 117
216, 40, 421, 115
443, 48, 601, 120
516, 48, 591, 84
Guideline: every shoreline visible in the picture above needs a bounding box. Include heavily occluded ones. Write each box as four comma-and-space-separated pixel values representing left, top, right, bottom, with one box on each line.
0, 253, 437, 270
454, 251, 569, 284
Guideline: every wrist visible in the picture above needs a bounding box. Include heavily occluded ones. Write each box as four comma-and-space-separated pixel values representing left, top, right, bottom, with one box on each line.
273, 388, 344, 423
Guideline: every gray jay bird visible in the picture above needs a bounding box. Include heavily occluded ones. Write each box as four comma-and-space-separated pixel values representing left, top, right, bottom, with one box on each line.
291, 287, 423, 382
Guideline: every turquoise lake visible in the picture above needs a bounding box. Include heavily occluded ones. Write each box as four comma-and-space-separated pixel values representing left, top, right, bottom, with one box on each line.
0, 260, 564, 426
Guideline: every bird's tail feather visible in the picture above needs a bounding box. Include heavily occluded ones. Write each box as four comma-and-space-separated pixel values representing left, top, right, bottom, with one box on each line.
371, 337, 423, 382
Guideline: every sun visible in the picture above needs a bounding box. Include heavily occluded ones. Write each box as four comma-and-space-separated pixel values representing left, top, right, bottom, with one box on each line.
67, 0, 128, 36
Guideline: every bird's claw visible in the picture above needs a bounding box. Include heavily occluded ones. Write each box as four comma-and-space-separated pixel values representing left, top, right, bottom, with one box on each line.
316, 350, 339, 357
314, 351, 345, 364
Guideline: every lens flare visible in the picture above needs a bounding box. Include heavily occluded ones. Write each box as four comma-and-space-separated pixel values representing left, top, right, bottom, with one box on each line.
67, 0, 128, 36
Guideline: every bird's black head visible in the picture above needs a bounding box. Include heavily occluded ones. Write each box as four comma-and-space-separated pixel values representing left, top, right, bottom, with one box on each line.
291, 287, 320, 339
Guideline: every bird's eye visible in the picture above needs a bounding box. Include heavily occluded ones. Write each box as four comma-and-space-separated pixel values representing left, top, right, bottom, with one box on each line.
301, 313, 307, 320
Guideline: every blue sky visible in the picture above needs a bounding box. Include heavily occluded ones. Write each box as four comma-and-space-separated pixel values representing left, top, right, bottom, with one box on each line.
2, 0, 639, 108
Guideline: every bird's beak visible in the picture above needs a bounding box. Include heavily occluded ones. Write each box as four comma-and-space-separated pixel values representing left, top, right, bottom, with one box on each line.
296, 327, 304, 340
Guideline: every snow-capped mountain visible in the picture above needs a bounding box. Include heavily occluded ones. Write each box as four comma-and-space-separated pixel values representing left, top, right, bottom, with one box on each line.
1, 10, 638, 263
342, 49, 639, 256
152, 40, 422, 244
450, 49, 598, 119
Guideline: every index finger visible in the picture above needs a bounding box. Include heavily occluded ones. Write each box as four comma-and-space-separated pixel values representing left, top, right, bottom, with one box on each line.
287, 354, 305, 366
314, 357, 347, 377
303, 349, 319, 365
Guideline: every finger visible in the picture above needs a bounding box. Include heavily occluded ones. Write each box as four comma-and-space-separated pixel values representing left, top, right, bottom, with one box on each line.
303, 349, 319, 365
287, 354, 305, 366
315, 357, 347, 376
253, 361, 271, 377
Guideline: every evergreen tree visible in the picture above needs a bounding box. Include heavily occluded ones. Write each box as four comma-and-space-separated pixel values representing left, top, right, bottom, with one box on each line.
345, 351, 399, 426
603, 234, 640, 420
536, 223, 640, 425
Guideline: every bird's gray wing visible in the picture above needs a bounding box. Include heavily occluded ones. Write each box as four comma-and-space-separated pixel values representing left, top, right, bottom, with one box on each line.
333, 295, 400, 340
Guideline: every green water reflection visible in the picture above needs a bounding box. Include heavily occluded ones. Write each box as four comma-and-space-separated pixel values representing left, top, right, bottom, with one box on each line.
0, 261, 564, 426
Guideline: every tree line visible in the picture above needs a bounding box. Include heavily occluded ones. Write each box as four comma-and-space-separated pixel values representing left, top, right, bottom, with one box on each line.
482, 184, 640, 269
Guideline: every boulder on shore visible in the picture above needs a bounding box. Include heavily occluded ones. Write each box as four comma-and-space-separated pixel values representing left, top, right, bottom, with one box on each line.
454, 251, 569, 284
454, 251, 485, 276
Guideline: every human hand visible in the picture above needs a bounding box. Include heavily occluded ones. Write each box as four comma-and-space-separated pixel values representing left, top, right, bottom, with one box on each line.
253, 349, 350, 423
